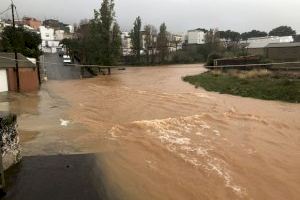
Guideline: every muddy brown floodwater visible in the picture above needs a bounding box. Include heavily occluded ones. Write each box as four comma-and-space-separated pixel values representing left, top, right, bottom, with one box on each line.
2, 64, 300, 200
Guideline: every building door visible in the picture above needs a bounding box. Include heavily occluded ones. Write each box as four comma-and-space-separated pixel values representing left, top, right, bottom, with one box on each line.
0, 69, 8, 93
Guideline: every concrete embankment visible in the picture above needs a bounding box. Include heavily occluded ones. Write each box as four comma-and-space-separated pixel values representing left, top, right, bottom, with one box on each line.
0, 112, 21, 171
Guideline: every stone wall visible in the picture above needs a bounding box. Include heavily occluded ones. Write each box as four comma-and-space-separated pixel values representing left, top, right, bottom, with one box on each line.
0, 112, 21, 170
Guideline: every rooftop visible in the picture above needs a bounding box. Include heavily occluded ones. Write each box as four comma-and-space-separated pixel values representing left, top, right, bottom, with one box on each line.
266, 42, 300, 48
0, 53, 36, 68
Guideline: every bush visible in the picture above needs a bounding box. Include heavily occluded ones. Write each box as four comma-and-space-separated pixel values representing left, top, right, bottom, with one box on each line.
206, 52, 222, 66
171, 51, 194, 64
257, 55, 273, 64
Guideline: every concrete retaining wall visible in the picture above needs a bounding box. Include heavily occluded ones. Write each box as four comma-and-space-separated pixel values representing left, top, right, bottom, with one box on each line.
0, 112, 21, 170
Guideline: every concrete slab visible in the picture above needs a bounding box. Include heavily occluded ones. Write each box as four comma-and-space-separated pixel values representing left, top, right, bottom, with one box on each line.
3, 154, 116, 200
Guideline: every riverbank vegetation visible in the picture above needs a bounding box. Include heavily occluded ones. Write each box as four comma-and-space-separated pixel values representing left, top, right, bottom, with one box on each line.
60, 0, 122, 66
183, 70, 300, 103
59, 0, 298, 67
0, 27, 42, 59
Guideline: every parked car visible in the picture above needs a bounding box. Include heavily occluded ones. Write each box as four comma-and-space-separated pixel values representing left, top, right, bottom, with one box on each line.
63, 55, 72, 65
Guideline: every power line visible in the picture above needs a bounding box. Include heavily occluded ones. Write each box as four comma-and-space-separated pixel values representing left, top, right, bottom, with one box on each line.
0, 6, 11, 16
9, 0, 20, 21
14, 5, 20, 22
15, 8, 20, 21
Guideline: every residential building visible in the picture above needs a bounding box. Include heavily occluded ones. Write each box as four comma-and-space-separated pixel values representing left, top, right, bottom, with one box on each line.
66, 25, 74, 33
39, 26, 62, 53
245, 36, 294, 55
0, 53, 39, 93
43, 19, 63, 29
55, 30, 65, 41
23, 17, 41, 30
293, 34, 300, 42
40, 26, 55, 40
187, 29, 206, 44
169, 34, 184, 52
265, 42, 300, 61
121, 32, 133, 56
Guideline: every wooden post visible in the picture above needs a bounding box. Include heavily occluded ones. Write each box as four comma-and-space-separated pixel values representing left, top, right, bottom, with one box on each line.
11, 4, 20, 92
37, 57, 42, 85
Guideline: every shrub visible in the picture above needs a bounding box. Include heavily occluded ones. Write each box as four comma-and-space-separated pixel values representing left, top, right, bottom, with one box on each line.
206, 52, 222, 66
171, 51, 194, 64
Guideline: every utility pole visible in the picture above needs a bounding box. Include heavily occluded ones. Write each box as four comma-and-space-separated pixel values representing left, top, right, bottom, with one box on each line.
11, 3, 20, 92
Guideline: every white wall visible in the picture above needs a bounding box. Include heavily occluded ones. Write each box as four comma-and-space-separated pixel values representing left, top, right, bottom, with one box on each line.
66, 25, 74, 33
55, 30, 65, 41
247, 36, 294, 48
0, 69, 8, 93
121, 32, 133, 55
188, 30, 205, 44
40, 26, 63, 53
40, 26, 55, 41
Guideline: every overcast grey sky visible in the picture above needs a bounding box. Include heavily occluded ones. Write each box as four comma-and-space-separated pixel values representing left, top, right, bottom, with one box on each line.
2, 0, 300, 34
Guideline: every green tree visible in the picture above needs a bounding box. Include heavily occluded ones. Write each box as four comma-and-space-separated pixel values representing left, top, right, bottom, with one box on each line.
205, 29, 223, 52
130, 16, 142, 63
219, 30, 241, 42
241, 30, 268, 40
60, 38, 80, 58
157, 23, 169, 63
1, 26, 42, 59
269, 26, 296, 37
92, 0, 121, 65
111, 22, 122, 64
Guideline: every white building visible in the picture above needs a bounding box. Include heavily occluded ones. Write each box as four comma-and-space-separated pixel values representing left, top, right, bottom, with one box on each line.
187, 29, 206, 44
66, 25, 74, 34
40, 26, 55, 41
245, 36, 294, 49
169, 34, 184, 52
244, 36, 294, 56
121, 32, 132, 56
55, 30, 65, 40
39, 26, 63, 53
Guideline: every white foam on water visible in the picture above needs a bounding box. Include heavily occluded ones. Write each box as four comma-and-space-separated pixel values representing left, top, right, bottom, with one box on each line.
196, 147, 210, 156
137, 90, 147, 94
195, 132, 204, 136
111, 115, 247, 197
200, 124, 210, 129
193, 93, 214, 99
159, 135, 191, 145
213, 130, 221, 136
60, 119, 70, 127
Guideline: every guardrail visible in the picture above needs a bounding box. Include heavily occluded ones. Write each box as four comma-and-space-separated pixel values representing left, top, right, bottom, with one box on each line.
206, 61, 300, 71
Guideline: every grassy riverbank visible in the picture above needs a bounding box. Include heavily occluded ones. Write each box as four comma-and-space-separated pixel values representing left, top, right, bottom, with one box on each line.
183, 70, 300, 103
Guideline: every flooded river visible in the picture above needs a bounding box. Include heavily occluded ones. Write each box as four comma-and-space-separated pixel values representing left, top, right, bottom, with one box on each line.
1, 64, 300, 199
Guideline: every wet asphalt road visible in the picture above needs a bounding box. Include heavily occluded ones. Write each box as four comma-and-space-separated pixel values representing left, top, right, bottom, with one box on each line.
41, 53, 81, 80
3, 154, 118, 200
